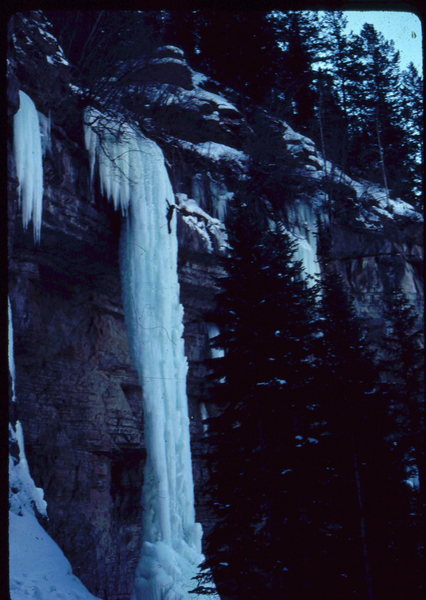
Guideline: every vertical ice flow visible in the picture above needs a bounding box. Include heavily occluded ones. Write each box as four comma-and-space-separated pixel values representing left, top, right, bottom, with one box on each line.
84, 108, 203, 600
13, 90, 44, 243
8, 297, 16, 404
9, 296, 48, 517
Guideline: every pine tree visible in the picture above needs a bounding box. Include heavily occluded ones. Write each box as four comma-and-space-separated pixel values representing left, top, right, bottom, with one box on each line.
190, 10, 278, 103
398, 63, 423, 207
314, 265, 381, 600
314, 252, 424, 600
315, 11, 353, 170
379, 289, 425, 599
382, 289, 424, 507
344, 24, 405, 195
268, 10, 320, 135
198, 196, 322, 599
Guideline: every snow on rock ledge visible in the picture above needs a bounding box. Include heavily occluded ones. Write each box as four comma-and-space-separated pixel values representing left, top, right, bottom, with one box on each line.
176, 193, 229, 253
281, 122, 422, 231
177, 139, 247, 170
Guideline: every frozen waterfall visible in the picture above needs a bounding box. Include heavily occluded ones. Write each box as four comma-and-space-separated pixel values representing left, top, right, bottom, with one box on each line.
84, 109, 204, 600
284, 201, 321, 284
13, 90, 44, 243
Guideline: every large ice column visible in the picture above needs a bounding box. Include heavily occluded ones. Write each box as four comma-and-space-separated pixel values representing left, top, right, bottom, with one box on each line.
84, 109, 203, 600
13, 90, 44, 243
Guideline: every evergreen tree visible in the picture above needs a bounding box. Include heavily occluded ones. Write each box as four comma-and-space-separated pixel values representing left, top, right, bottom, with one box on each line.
315, 11, 353, 170
46, 10, 165, 106
382, 289, 424, 504
315, 241, 424, 600
344, 24, 405, 195
379, 289, 425, 599
398, 63, 423, 207
160, 10, 201, 58
315, 265, 381, 600
197, 196, 322, 599
267, 10, 320, 135
189, 10, 278, 103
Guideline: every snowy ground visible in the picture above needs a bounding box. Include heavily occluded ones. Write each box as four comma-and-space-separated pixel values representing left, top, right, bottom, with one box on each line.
9, 300, 100, 600
9, 511, 101, 600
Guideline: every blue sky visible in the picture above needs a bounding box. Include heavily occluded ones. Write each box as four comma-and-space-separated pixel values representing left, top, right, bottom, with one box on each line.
343, 11, 423, 74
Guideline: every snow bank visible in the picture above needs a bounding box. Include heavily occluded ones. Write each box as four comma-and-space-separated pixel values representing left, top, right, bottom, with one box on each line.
9, 421, 47, 518
9, 421, 99, 600
13, 90, 44, 242
10, 511, 101, 600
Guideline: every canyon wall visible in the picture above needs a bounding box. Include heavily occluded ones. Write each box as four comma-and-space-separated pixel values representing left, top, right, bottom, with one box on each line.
8, 11, 423, 600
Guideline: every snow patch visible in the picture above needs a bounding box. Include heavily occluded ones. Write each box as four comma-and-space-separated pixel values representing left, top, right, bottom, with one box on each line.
178, 139, 247, 169
10, 511, 101, 600
9, 421, 47, 518
142, 82, 239, 116
191, 69, 208, 87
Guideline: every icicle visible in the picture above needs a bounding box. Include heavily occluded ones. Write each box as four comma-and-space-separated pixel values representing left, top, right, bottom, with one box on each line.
38, 110, 52, 156
9, 421, 48, 518
276, 203, 320, 284
8, 297, 16, 404
85, 108, 204, 600
13, 90, 44, 243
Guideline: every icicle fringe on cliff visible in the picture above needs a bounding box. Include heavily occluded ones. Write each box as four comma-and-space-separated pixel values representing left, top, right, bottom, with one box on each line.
84, 107, 204, 600
13, 90, 44, 243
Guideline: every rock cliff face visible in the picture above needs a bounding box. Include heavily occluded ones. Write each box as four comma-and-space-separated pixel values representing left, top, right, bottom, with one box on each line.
8, 11, 423, 600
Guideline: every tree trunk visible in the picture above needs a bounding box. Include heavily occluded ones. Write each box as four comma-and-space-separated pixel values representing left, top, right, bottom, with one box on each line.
353, 449, 375, 600
375, 117, 389, 200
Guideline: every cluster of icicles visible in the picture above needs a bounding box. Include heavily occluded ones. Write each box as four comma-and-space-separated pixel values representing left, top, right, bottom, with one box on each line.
84, 108, 204, 600
13, 90, 44, 243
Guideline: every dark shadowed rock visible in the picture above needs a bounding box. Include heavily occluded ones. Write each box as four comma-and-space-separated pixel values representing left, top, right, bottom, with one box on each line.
131, 47, 194, 90
155, 45, 186, 59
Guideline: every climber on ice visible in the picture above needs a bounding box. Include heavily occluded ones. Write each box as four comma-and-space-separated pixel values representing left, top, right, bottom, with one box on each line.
166, 199, 176, 234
